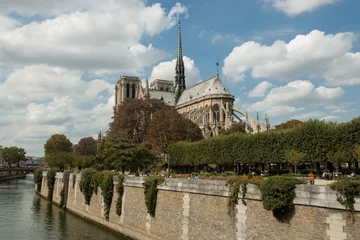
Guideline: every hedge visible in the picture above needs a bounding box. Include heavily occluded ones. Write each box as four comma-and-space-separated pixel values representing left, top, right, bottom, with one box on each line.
167, 118, 360, 167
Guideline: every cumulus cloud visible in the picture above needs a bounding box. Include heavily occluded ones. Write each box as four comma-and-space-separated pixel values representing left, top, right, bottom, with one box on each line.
0, 2, 188, 74
0, 65, 112, 108
0, 1, 190, 156
247, 80, 344, 115
0, 65, 115, 155
150, 56, 201, 87
223, 30, 360, 86
248, 81, 273, 97
266, 105, 302, 116
265, 0, 342, 16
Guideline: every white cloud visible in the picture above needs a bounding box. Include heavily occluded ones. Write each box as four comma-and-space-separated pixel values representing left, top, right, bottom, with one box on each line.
0, 2, 188, 74
198, 30, 206, 38
0, 65, 112, 108
0, 65, 114, 156
247, 80, 343, 113
211, 33, 242, 44
292, 111, 326, 120
223, 30, 360, 86
266, 105, 302, 116
320, 115, 340, 121
265, 0, 342, 16
150, 56, 201, 87
248, 81, 273, 97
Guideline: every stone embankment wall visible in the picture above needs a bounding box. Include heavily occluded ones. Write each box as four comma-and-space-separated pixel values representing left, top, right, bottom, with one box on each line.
0, 169, 27, 181
39, 173, 360, 240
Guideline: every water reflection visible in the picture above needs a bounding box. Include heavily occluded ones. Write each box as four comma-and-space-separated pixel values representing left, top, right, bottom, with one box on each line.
0, 176, 131, 240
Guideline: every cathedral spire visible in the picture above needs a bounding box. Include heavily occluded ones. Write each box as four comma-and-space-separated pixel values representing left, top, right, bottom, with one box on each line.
175, 19, 185, 103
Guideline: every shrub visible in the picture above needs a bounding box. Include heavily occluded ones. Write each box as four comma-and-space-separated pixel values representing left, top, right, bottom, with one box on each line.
116, 174, 125, 216
143, 176, 165, 217
101, 172, 116, 221
330, 178, 360, 221
260, 176, 303, 217
227, 178, 248, 217
91, 171, 105, 195
79, 168, 98, 205
47, 168, 59, 201
33, 168, 43, 193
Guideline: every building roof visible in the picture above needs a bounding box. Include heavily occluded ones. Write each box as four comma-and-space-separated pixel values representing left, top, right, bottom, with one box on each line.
149, 89, 176, 106
177, 75, 233, 106
150, 79, 174, 85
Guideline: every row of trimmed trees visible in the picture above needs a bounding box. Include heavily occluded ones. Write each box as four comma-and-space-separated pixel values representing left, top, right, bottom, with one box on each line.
167, 118, 360, 175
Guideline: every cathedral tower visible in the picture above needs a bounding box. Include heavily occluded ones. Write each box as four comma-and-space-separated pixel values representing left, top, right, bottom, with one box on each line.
175, 20, 186, 103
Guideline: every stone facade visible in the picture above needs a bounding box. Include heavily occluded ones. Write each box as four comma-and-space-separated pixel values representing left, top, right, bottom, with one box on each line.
39, 174, 360, 240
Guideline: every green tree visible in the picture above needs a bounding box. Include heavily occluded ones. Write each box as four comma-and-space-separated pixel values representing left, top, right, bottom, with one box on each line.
44, 134, 73, 156
221, 122, 246, 135
95, 138, 156, 173
45, 152, 76, 170
354, 145, 360, 162
75, 137, 97, 156
44, 134, 74, 171
274, 119, 303, 131
1, 146, 26, 167
284, 149, 305, 175
327, 151, 347, 174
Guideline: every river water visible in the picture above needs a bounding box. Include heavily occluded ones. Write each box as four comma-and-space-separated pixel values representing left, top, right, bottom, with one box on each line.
0, 176, 130, 240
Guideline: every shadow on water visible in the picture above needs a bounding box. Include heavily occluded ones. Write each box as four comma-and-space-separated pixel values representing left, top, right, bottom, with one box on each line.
58, 209, 68, 239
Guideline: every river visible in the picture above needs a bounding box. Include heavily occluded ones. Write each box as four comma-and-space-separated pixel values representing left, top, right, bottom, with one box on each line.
0, 175, 131, 240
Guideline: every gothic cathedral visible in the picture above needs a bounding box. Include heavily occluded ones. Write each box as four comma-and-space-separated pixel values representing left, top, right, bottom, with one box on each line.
114, 21, 270, 137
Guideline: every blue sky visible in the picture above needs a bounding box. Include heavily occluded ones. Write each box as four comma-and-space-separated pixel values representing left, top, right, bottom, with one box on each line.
0, 0, 359, 156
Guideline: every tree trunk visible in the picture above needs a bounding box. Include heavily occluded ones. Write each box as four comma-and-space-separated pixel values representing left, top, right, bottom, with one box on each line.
315, 162, 321, 178
355, 162, 359, 170
276, 164, 281, 175
348, 161, 352, 171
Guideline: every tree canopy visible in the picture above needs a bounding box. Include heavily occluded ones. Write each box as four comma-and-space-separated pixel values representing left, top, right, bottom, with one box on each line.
46, 152, 76, 170
146, 108, 203, 155
44, 134, 74, 170
167, 118, 360, 168
221, 122, 246, 135
284, 149, 305, 175
274, 119, 304, 131
107, 99, 166, 143
95, 138, 157, 172
44, 134, 73, 156
75, 137, 97, 156
1, 146, 26, 167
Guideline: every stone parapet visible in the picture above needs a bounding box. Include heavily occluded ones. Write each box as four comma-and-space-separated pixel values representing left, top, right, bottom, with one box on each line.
38, 174, 360, 240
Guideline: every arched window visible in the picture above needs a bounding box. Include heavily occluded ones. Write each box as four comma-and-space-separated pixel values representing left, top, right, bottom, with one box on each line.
126, 83, 130, 98
132, 84, 136, 98
212, 104, 220, 122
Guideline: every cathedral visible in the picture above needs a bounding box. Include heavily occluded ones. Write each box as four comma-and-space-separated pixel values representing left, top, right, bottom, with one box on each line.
114, 21, 270, 137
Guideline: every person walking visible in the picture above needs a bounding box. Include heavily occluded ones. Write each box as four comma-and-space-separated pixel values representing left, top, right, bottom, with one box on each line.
308, 171, 315, 185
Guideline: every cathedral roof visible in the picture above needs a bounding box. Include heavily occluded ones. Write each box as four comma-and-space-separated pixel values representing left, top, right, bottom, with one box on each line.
176, 75, 233, 106
149, 89, 176, 106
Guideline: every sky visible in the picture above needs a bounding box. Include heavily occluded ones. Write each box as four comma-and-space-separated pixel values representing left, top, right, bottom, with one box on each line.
0, 0, 359, 156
